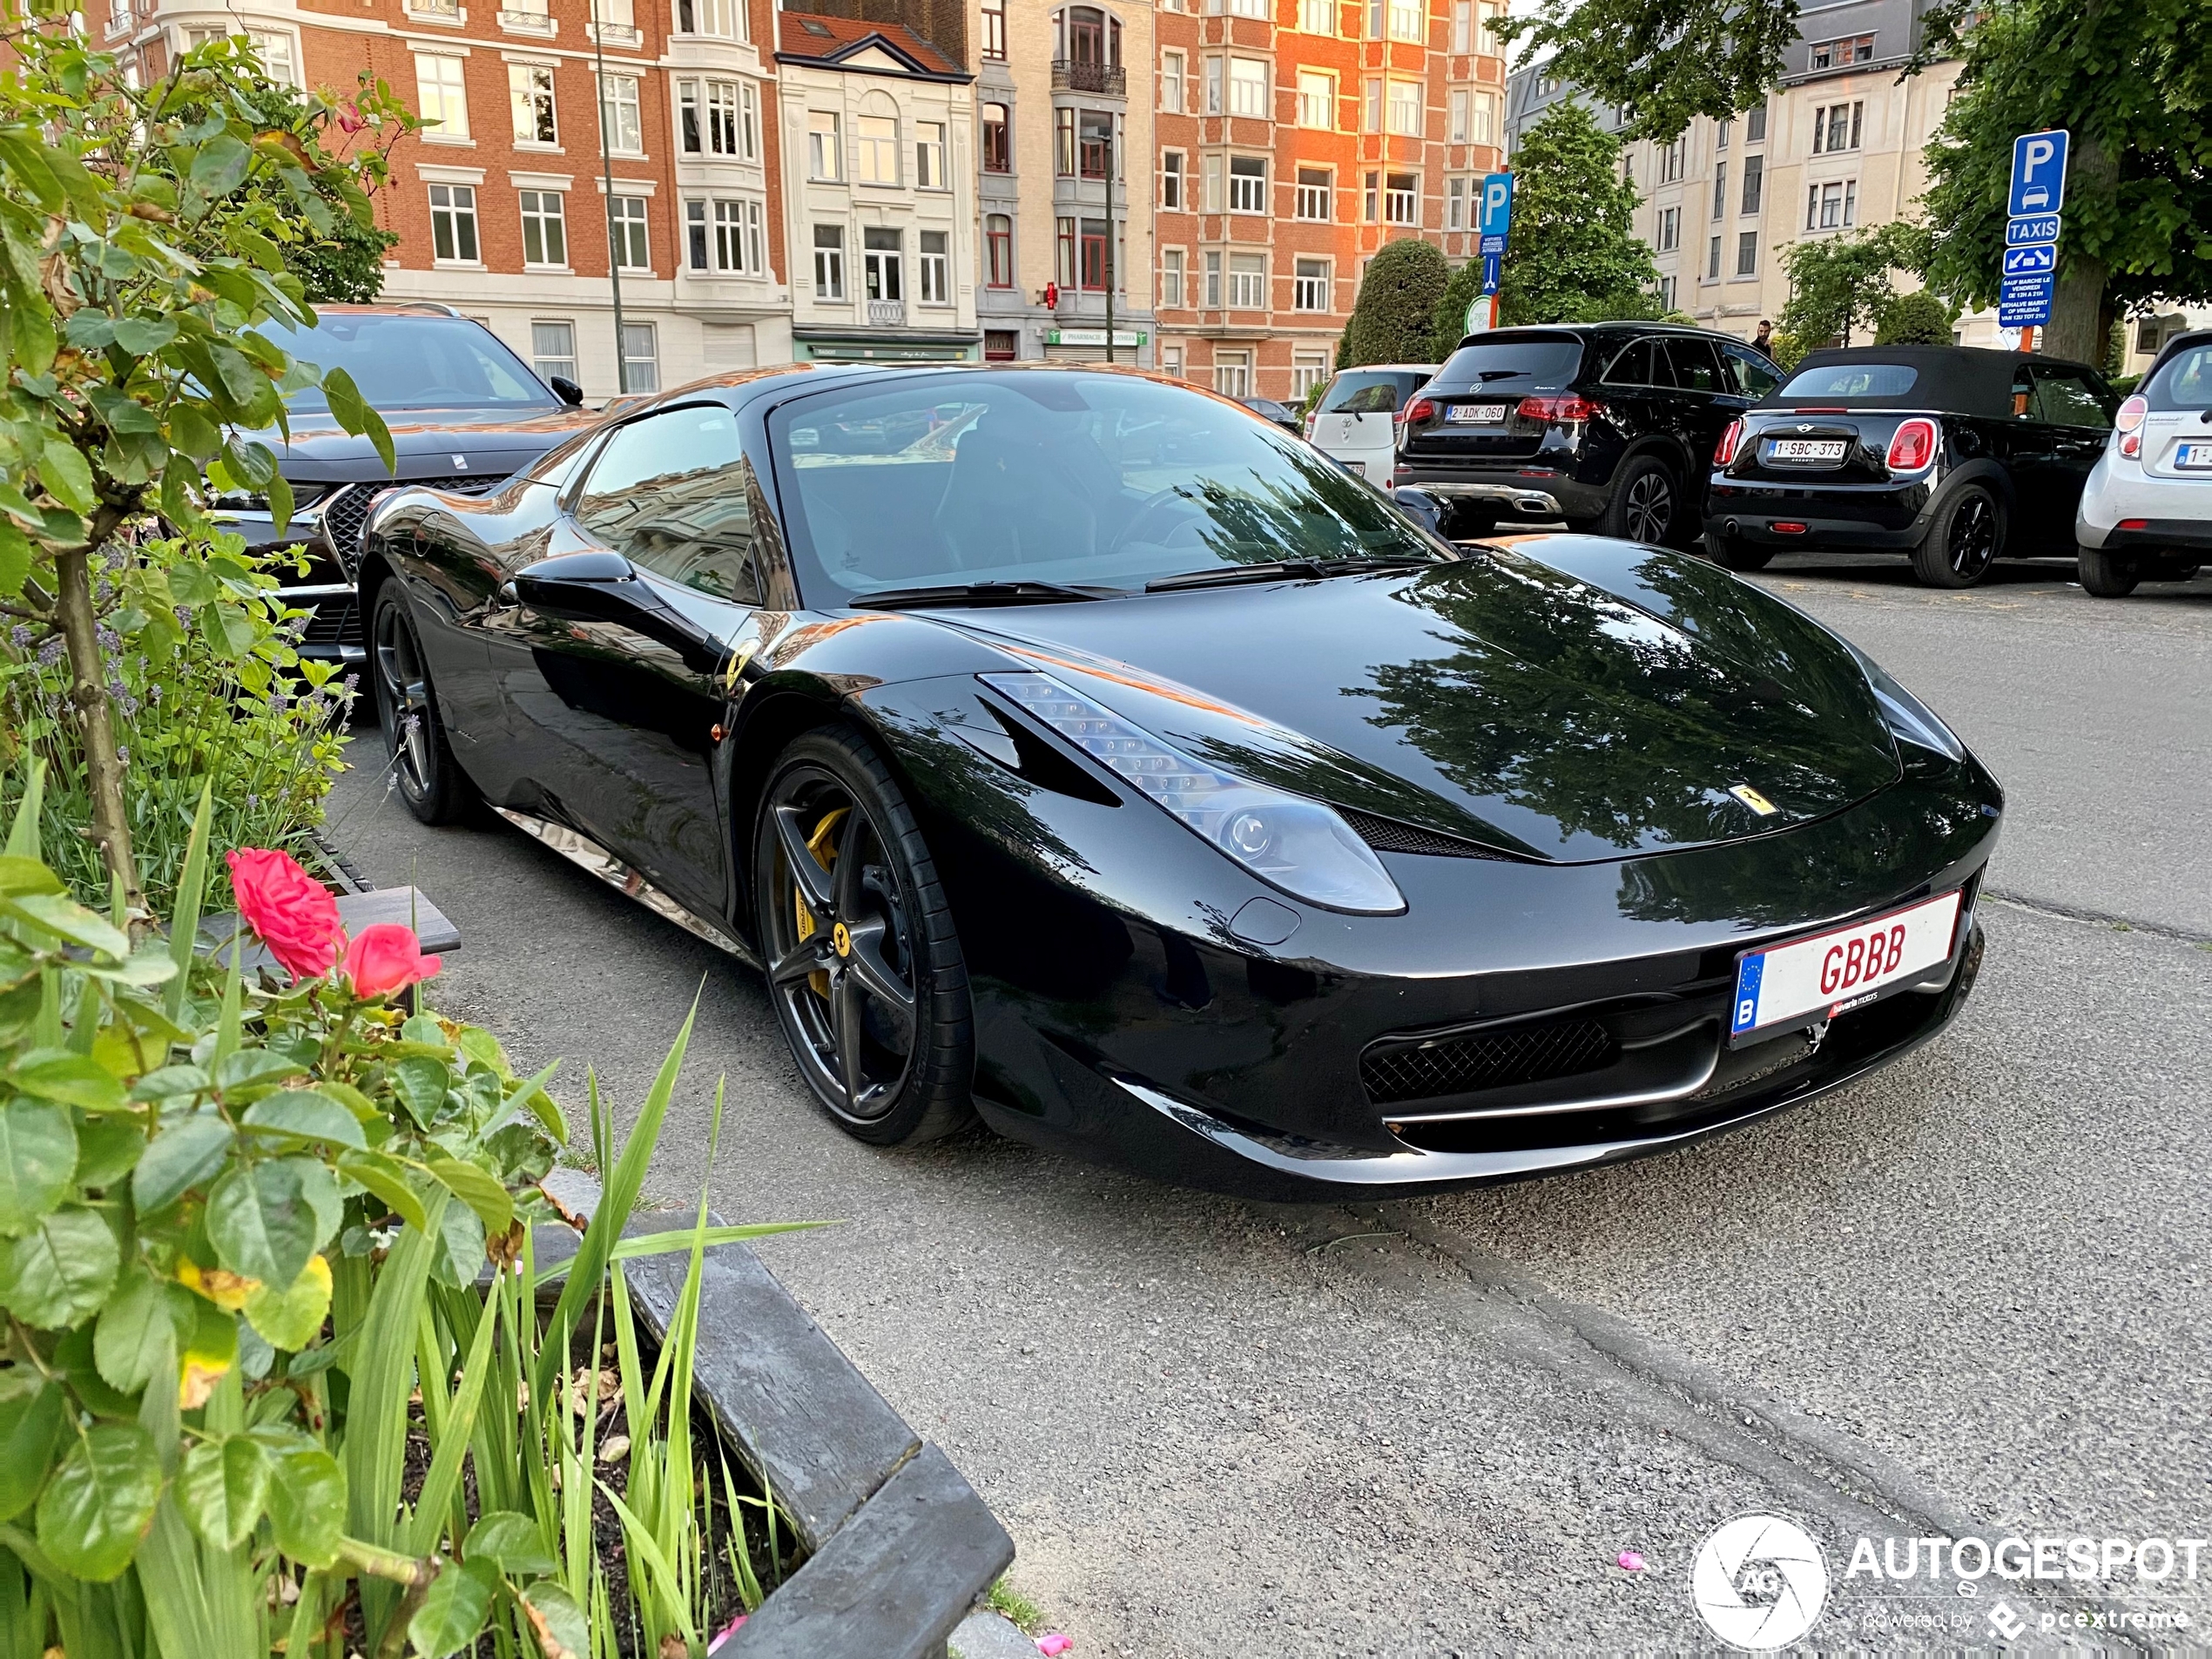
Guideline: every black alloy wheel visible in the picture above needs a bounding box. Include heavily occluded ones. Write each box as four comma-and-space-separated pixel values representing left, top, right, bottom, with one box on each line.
1602, 456, 1678, 546
370, 584, 475, 825
755, 728, 974, 1146
1912, 484, 2002, 588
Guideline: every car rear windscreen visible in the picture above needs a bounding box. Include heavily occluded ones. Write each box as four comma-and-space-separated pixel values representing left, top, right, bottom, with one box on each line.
1431, 339, 1583, 393
1777, 363, 1920, 399
1317, 371, 1430, 415
2144, 343, 2212, 411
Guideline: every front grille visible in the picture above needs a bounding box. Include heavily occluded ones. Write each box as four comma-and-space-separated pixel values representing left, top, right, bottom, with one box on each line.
1339, 806, 1527, 861
1361, 1016, 1620, 1105
319, 473, 497, 561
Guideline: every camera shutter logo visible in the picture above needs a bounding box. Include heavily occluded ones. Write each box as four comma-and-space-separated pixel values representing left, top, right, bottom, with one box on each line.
1691, 1514, 1829, 1650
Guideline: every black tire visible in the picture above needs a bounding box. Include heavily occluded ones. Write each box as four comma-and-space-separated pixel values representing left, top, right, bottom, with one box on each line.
1910, 484, 2004, 588
754, 727, 974, 1146
1601, 455, 1680, 545
2077, 543, 2141, 597
1703, 529, 1774, 572
369, 583, 477, 825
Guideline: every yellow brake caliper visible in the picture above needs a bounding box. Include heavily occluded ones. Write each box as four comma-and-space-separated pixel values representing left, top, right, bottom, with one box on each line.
796, 806, 848, 999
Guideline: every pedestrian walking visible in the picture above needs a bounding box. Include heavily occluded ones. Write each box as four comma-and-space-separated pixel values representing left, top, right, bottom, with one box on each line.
1750, 320, 1776, 360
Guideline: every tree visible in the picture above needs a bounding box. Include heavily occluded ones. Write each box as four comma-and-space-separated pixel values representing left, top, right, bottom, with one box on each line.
1493, 0, 1800, 140
1876, 289, 1961, 344
230, 73, 404, 301
0, 17, 405, 916
1777, 222, 1928, 347
1486, 102, 1663, 330
1346, 237, 1451, 364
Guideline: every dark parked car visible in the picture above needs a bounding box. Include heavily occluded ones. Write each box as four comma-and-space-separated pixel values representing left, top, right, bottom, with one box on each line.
360, 365, 1999, 1199
1237, 395, 1303, 433
222, 304, 597, 661
1393, 324, 1780, 542
1703, 345, 2118, 588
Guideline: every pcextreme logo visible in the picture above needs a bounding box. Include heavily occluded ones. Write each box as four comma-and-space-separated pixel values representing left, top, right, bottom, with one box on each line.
1691, 1514, 1830, 1650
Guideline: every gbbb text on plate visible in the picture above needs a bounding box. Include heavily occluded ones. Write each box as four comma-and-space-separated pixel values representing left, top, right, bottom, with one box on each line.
1731, 890, 1963, 1041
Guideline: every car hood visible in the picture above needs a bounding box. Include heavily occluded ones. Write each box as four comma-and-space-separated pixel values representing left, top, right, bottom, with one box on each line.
944, 541, 1902, 863
267, 407, 599, 483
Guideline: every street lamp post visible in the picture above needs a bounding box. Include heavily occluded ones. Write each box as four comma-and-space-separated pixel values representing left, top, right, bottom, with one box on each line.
590, 0, 630, 394
1103, 124, 1114, 365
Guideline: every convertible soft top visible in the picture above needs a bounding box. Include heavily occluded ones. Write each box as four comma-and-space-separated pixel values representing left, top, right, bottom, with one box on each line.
1762, 345, 2097, 418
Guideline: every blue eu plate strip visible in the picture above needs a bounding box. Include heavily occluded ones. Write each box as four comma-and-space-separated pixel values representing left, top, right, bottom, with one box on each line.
1731, 954, 1765, 1035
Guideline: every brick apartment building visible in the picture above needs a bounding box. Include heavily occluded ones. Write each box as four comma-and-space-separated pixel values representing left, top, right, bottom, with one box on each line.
1150, 0, 1508, 401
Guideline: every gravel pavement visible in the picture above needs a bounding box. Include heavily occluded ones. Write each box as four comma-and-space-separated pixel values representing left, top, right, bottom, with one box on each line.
323, 553, 2212, 1655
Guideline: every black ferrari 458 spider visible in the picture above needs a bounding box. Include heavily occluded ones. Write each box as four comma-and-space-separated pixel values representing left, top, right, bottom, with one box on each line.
359, 364, 2001, 1198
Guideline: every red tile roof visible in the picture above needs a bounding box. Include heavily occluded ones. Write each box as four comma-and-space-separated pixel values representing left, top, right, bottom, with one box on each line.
777, 12, 964, 78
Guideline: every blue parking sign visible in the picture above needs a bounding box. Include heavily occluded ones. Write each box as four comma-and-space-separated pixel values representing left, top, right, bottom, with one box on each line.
1479, 172, 1514, 239
2008, 130, 2069, 217
1480, 252, 1502, 296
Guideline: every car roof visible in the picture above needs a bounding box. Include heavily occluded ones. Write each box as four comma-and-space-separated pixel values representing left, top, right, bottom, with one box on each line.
601, 359, 1269, 420
1449, 322, 1742, 350
1770, 344, 2100, 418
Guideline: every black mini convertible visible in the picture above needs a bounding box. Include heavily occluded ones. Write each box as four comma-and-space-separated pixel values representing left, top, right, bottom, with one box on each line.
361, 365, 2001, 1199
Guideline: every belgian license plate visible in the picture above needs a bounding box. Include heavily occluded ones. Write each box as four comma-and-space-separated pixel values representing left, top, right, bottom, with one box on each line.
1447, 403, 1508, 424
2175, 442, 2212, 469
1767, 438, 1846, 462
1341, 459, 1366, 476
1730, 890, 1963, 1042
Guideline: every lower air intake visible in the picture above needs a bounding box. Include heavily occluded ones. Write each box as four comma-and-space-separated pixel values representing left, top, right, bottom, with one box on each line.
1361, 1016, 1620, 1105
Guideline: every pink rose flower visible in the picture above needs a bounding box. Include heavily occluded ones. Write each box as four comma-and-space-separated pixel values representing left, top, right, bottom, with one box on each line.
226, 848, 346, 981
342, 923, 442, 1000
1036, 1637, 1073, 1656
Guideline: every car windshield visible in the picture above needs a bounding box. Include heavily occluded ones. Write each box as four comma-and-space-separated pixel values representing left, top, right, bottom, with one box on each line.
1778, 363, 1920, 399
2144, 343, 2212, 411
263, 314, 559, 415
1317, 371, 1429, 414
1430, 338, 1583, 393
771, 371, 1444, 604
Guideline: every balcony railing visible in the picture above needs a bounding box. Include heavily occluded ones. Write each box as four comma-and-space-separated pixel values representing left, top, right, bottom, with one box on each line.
588, 17, 640, 43
1051, 58, 1125, 95
498, 6, 556, 30
405, 0, 462, 18
867, 300, 906, 327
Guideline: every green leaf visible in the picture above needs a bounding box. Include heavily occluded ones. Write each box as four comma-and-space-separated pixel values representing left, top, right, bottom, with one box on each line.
165, 401, 222, 464
37, 439, 95, 517
521, 1581, 589, 1659
176, 1433, 269, 1549
319, 367, 396, 473
111, 315, 178, 356
390, 1056, 450, 1125
189, 133, 252, 196
0, 522, 28, 597
0, 893, 130, 960
335, 1150, 427, 1232
243, 1253, 331, 1351
408, 1555, 499, 1657
0, 1204, 119, 1327
94, 1264, 194, 1394
0, 1372, 65, 1522
243, 1090, 365, 1150
8, 1049, 125, 1113
504, 1061, 566, 1145
131, 1064, 212, 1103
132, 1112, 233, 1213
463, 1509, 557, 1577
0, 1097, 78, 1235
431, 1197, 485, 1289
213, 1047, 305, 1095
424, 1156, 511, 1238
73, 1112, 145, 1190
263, 1441, 345, 1567
206, 1158, 336, 1290
34, 1422, 161, 1581
0, 856, 62, 898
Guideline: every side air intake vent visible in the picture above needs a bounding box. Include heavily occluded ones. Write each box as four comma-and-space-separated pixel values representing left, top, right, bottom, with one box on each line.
1361, 1016, 1619, 1105
1339, 806, 1528, 862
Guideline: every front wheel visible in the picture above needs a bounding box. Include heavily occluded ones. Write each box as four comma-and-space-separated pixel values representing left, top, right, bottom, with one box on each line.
2077, 543, 2141, 597
1703, 530, 1774, 572
370, 583, 477, 825
1910, 484, 2004, 588
755, 727, 974, 1146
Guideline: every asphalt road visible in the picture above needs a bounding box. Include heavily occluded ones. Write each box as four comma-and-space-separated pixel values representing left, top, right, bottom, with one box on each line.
323, 550, 2212, 1655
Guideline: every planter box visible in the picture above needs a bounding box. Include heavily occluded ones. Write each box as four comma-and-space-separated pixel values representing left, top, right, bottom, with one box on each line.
534, 1174, 1015, 1658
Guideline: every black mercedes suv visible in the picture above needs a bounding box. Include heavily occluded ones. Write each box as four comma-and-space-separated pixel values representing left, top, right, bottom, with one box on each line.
219, 304, 599, 663
1392, 323, 1781, 543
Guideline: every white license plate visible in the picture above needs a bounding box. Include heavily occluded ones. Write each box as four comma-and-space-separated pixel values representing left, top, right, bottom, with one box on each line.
1447, 403, 1508, 424
1730, 890, 1963, 1042
1341, 459, 1366, 476
1767, 438, 1847, 462
2175, 442, 2212, 470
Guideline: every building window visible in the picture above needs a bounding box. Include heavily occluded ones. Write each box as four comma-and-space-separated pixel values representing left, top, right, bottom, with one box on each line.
856, 113, 899, 185
678, 78, 745, 157
1228, 57, 1268, 118
1292, 258, 1328, 311
1162, 344, 1184, 379
813, 224, 845, 298
1300, 0, 1333, 32
1160, 246, 1184, 307
530, 320, 576, 385
1716, 117, 1731, 151
1705, 235, 1720, 280
1080, 218, 1113, 289
1228, 154, 1265, 213
1079, 110, 1112, 178
1657, 274, 1676, 310
246, 30, 296, 84
1622, 152, 1634, 185
1657, 137, 1685, 183
1362, 170, 1379, 221
1807, 179, 1856, 230
674, 0, 740, 38
916, 121, 946, 187
1204, 249, 1222, 307
1214, 349, 1251, 396
1746, 105, 1766, 143
1386, 79, 1421, 137
1811, 99, 1864, 154
1471, 91, 1494, 144
1384, 171, 1417, 225
599, 74, 641, 155
1450, 0, 1471, 51
1295, 166, 1332, 220
986, 214, 1014, 286
414, 53, 469, 138
981, 0, 1006, 57
609, 194, 649, 269
428, 182, 478, 261
1298, 70, 1334, 129
509, 64, 556, 145
983, 103, 1011, 172
863, 226, 902, 300
1056, 107, 1075, 176
1742, 153, 1763, 214
686, 198, 764, 273
919, 230, 949, 304
1227, 252, 1264, 308
1162, 149, 1185, 208
620, 322, 658, 394
1446, 174, 1466, 229
1448, 87, 1468, 143
1204, 55, 1223, 116
1387, 0, 1420, 42
1656, 205, 1680, 251
1201, 152, 1223, 212
1365, 0, 1382, 37
1363, 77, 1381, 133
1292, 350, 1328, 396
1161, 51, 1184, 111
808, 111, 841, 180
1807, 33, 1874, 69
1736, 230, 1757, 276
1056, 216, 1076, 288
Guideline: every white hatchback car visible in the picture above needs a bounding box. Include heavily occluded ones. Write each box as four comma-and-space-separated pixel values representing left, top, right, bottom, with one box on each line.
1302, 365, 1438, 482
2077, 329, 2212, 596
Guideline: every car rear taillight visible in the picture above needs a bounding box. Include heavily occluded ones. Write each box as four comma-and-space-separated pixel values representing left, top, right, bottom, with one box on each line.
1399, 396, 1437, 426
2116, 394, 2148, 458
1715, 419, 1746, 467
1885, 417, 1938, 472
1517, 394, 1596, 424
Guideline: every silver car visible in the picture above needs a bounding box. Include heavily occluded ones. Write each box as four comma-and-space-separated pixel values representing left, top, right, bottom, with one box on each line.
2076, 328, 2212, 596
1301, 364, 1438, 482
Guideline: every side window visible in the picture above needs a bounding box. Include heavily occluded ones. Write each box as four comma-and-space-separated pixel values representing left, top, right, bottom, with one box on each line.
1664, 338, 1725, 393
1602, 340, 1655, 387
573, 405, 761, 604
2010, 366, 2036, 420
2032, 368, 2114, 429
1722, 344, 1782, 400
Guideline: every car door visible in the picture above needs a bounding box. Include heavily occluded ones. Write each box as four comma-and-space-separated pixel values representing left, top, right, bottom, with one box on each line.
1663, 337, 1739, 501
1596, 336, 1676, 454
2003, 361, 2062, 536
2027, 365, 2117, 543
487, 402, 765, 916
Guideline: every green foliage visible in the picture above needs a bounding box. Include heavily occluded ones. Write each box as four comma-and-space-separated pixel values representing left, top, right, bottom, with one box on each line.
1345, 239, 1452, 366
1766, 329, 1811, 372
1875, 289, 1960, 345
287, 216, 401, 306
1491, 0, 1800, 140
1777, 223, 1930, 349
1490, 103, 1663, 328
1430, 260, 1485, 361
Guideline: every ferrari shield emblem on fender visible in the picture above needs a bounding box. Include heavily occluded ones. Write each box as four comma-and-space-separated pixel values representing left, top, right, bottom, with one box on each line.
1730, 784, 1780, 816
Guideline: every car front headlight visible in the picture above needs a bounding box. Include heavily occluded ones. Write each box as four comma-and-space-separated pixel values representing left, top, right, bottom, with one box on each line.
1844, 643, 1966, 763
982, 670, 1406, 915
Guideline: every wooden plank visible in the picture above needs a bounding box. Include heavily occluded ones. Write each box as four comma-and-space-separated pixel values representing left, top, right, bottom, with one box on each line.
725, 1443, 1015, 1659
199, 885, 462, 972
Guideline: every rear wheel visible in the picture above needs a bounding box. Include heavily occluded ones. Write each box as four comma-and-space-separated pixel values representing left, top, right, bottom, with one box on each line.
370, 584, 476, 825
1703, 529, 1774, 572
1602, 455, 1679, 545
1910, 484, 2003, 588
755, 728, 974, 1146
2077, 543, 2141, 597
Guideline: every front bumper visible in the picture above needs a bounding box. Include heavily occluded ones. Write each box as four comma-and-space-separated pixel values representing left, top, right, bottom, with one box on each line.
1703, 475, 1934, 551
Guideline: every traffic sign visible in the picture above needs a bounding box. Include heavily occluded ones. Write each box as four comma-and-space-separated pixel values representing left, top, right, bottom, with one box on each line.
2008, 130, 2069, 217
1479, 233, 1506, 256
1998, 270, 2055, 327
1480, 251, 1503, 295
1463, 297, 1489, 334
2006, 213, 2060, 247
1479, 172, 1514, 239
2002, 245, 2055, 276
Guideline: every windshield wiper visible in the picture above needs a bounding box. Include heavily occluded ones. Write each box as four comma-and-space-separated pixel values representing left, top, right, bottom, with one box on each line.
1144, 556, 1440, 594
852, 580, 1123, 610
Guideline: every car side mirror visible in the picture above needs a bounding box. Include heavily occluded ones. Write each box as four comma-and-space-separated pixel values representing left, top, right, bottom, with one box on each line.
514, 550, 725, 672
1392, 486, 1447, 535
549, 374, 584, 407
